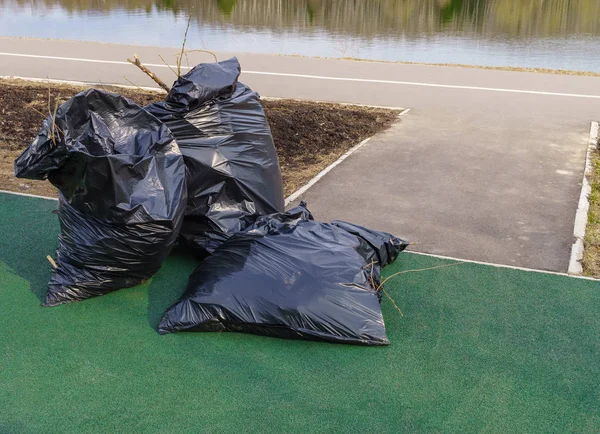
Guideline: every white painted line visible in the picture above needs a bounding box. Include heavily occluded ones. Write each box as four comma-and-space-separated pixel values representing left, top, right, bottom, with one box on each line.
0, 51, 190, 70
3, 76, 408, 111
2, 51, 600, 99
408, 251, 599, 281
0, 189, 57, 201
1, 51, 131, 66
244, 71, 600, 99
284, 136, 374, 207
568, 121, 599, 275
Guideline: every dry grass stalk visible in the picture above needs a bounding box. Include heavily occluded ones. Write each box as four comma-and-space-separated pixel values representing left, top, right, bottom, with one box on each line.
582, 148, 600, 277
127, 54, 170, 92
25, 90, 64, 146
181, 49, 218, 63
157, 54, 178, 77
46, 255, 57, 269
377, 262, 464, 290
50, 94, 60, 147
363, 260, 465, 317
382, 288, 404, 316
122, 76, 149, 93
177, 13, 193, 76
364, 260, 403, 316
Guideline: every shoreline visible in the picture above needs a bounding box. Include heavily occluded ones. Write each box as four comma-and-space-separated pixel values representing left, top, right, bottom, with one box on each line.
2, 36, 599, 78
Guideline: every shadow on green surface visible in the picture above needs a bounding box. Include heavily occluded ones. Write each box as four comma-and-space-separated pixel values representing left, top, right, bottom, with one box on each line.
0, 193, 202, 314
146, 245, 202, 331
4, 192, 600, 433
0, 194, 58, 304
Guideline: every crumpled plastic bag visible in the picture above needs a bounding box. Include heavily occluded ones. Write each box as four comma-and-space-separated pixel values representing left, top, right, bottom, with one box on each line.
159, 204, 408, 345
146, 57, 284, 256
14, 89, 187, 306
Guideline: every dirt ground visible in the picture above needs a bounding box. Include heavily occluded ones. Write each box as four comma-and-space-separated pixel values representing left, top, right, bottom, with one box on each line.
0, 79, 398, 198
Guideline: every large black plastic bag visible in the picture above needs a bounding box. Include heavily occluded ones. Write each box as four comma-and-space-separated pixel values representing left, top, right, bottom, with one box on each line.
146, 57, 284, 256
159, 205, 408, 345
14, 89, 187, 306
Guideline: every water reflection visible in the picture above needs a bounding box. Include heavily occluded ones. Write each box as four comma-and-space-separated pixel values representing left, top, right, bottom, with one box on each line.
8, 0, 600, 36
2, 0, 600, 71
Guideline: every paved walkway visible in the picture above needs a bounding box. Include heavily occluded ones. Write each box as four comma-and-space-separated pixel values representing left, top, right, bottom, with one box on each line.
2, 192, 600, 433
1, 37, 600, 271
290, 111, 590, 271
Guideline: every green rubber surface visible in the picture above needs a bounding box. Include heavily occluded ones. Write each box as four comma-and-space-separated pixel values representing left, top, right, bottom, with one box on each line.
0, 192, 599, 433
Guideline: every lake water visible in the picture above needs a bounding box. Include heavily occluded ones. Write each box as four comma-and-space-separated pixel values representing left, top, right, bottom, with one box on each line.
1, 0, 600, 72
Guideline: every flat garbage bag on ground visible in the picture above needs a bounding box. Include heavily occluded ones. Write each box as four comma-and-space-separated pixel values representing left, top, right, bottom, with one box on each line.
159, 204, 408, 345
145, 57, 284, 256
14, 89, 187, 306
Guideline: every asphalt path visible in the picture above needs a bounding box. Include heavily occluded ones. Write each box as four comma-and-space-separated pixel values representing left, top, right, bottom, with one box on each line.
2, 37, 599, 271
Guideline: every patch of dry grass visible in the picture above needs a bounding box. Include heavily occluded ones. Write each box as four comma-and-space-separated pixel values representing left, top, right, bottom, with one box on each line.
582, 147, 600, 277
0, 78, 398, 198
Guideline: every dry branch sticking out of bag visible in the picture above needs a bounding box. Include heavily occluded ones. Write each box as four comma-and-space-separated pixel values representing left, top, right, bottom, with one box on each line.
127, 54, 171, 92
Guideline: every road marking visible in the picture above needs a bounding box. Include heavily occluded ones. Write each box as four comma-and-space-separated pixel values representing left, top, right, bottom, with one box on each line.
243, 71, 600, 99
408, 251, 599, 281
0, 52, 134, 66
568, 121, 599, 275
2, 51, 600, 99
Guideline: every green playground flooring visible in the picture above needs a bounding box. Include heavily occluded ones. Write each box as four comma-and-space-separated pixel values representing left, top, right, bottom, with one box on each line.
1, 192, 599, 433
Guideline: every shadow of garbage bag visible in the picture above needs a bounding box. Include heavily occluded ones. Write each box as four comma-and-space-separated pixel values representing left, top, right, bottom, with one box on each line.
14, 89, 187, 306
146, 57, 284, 257
159, 204, 409, 345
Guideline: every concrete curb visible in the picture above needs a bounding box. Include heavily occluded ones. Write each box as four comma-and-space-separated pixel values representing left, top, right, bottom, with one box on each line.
1, 75, 406, 111
0, 75, 166, 92
284, 109, 410, 207
568, 121, 599, 275
262, 96, 406, 111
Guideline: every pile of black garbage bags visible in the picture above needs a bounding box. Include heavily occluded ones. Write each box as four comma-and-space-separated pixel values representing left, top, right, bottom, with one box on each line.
14, 57, 407, 346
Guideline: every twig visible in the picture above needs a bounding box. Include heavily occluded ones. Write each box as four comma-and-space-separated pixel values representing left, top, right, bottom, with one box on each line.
47, 87, 52, 123
25, 102, 64, 139
122, 76, 149, 93
157, 53, 178, 77
377, 262, 464, 290
127, 54, 170, 92
46, 255, 57, 269
382, 288, 404, 316
181, 49, 218, 63
50, 93, 61, 146
367, 261, 464, 318
177, 12, 193, 76
25, 103, 50, 121
45, 88, 58, 147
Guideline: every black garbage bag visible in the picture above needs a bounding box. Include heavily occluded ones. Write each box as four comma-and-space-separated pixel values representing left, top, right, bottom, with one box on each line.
14, 89, 187, 306
145, 57, 284, 256
159, 204, 408, 345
